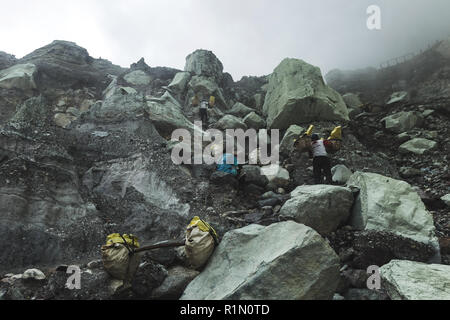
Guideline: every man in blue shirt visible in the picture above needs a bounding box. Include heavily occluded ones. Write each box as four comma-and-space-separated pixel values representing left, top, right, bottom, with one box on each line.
217, 153, 238, 176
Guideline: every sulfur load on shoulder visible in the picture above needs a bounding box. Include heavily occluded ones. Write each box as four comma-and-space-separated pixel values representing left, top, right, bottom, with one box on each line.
293, 125, 314, 153
185, 217, 219, 270
101, 233, 142, 282
326, 126, 343, 154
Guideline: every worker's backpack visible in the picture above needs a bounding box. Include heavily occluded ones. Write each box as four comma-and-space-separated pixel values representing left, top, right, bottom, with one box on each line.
101, 234, 142, 282
185, 217, 219, 270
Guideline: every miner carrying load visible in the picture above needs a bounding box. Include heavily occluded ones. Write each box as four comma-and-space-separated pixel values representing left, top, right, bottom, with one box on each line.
293, 125, 343, 185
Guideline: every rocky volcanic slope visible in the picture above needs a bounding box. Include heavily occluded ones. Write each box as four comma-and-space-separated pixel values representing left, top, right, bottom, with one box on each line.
0, 39, 449, 300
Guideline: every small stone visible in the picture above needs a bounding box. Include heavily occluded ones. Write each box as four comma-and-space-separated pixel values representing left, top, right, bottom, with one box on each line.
277, 188, 286, 194
441, 194, 450, 207
333, 293, 345, 300
87, 260, 103, 269
22, 269, 46, 281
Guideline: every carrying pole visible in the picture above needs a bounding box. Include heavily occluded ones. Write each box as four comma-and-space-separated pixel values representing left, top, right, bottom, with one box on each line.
133, 240, 185, 254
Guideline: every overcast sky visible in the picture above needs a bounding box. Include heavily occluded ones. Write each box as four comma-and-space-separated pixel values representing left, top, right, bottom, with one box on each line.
1, 0, 449, 80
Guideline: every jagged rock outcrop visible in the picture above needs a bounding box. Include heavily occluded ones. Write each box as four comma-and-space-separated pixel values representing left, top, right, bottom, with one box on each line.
380, 260, 450, 300
18, 40, 124, 93
185, 49, 224, 81
145, 91, 195, 137
0, 51, 17, 70
167, 72, 191, 95
280, 185, 354, 234
263, 58, 349, 129
180, 222, 340, 300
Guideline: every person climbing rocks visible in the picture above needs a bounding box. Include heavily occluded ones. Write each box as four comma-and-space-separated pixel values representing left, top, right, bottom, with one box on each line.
217, 151, 238, 176
309, 133, 333, 184
199, 99, 209, 126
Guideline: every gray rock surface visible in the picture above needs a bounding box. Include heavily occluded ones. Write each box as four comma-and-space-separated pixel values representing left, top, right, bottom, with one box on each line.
263, 58, 349, 129
346, 172, 440, 261
185, 49, 224, 81
380, 260, 450, 300
382, 111, 424, 133
243, 112, 266, 129
214, 114, 247, 131
399, 138, 437, 155
181, 221, 340, 300
280, 185, 354, 234
0, 63, 37, 91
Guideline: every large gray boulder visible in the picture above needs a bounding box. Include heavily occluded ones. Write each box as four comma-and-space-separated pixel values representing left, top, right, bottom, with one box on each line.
263, 58, 349, 129
399, 138, 438, 155
342, 93, 363, 109
346, 172, 440, 261
380, 260, 450, 300
146, 91, 195, 136
279, 125, 305, 156
19, 40, 124, 90
184, 49, 223, 81
180, 221, 340, 300
280, 185, 354, 234
382, 111, 424, 133
123, 70, 152, 86
243, 112, 266, 129
167, 71, 191, 93
0, 63, 37, 91
228, 102, 255, 118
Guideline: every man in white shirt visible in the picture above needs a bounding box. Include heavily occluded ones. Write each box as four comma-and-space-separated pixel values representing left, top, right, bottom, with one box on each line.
308, 133, 333, 184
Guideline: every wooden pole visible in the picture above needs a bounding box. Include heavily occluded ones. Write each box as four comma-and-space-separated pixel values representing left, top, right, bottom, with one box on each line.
133, 240, 185, 253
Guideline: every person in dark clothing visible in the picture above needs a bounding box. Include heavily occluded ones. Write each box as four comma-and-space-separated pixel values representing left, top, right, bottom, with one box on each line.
199, 99, 208, 126
308, 133, 333, 184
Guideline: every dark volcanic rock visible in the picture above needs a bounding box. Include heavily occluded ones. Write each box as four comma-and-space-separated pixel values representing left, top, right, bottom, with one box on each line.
329, 229, 435, 269
19, 40, 124, 94
0, 51, 17, 70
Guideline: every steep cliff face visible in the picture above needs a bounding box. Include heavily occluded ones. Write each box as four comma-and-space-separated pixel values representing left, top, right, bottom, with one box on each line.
0, 39, 449, 301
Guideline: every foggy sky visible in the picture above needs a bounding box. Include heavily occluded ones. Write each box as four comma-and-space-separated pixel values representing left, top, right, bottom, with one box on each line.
1, 0, 449, 80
